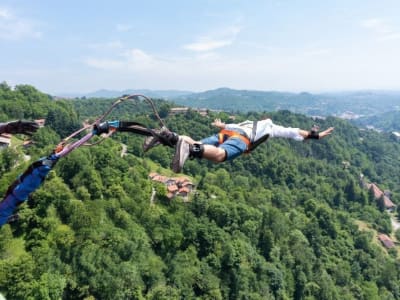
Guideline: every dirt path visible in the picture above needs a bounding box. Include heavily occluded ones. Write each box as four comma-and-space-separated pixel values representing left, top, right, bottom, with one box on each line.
391, 215, 400, 231
121, 144, 127, 157
150, 187, 156, 206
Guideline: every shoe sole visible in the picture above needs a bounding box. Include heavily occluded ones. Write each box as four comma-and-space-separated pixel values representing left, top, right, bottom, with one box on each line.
171, 139, 184, 173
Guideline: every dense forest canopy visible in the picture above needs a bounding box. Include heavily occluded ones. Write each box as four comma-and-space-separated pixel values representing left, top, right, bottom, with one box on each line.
1, 83, 400, 299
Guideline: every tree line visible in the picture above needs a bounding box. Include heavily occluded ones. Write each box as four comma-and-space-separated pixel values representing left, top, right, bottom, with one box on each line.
0, 83, 399, 299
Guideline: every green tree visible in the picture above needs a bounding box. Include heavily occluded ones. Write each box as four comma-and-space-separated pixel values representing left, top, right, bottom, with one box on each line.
168, 246, 201, 298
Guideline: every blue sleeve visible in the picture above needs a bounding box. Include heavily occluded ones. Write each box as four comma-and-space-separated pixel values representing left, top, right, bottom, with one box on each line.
0, 155, 58, 226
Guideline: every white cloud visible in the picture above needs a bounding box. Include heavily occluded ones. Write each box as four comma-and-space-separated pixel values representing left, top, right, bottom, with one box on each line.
378, 32, 400, 41
0, 6, 42, 40
194, 52, 221, 60
303, 48, 331, 57
0, 7, 12, 19
84, 48, 163, 71
84, 57, 124, 70
87, 40, 124, 50
361, 18, 390, 33
184, 39, 233, 51
183, 25, 242, 52
361, 18, 400, 41
124, 49, 154, 63
81, 27, 400, 92
116, 23, 133, 32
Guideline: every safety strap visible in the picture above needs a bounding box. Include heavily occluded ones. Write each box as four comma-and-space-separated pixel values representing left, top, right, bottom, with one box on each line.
247, 120, 269, 152
251, 121, 258, 143
118, 121, 177, 147
218, 129, 251, 149
118, 121, 153, 136
218, 125, 269, 153
249, 134, 269, 152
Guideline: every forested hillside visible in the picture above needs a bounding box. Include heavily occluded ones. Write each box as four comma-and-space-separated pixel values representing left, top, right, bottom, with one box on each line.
1, 84, 400, 299
171, 88, 400, 117
352, 111, 400, 132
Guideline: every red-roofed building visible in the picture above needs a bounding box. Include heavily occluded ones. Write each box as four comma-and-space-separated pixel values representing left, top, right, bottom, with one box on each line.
178, 187, 190, 197
166, 184, 178, 199
367, 183, 384, 199
0, 134, 11, 148
149, 172, 195, 200
378, 234, 395, 249
149, 172, 158, 178
366, 183, 396, 212
167, 184, 178, 193
149, 173, 168, 184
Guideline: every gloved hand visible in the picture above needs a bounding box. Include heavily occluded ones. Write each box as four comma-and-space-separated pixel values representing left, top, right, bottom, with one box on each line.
93, 121, 110, 135
5, 120, 40, 135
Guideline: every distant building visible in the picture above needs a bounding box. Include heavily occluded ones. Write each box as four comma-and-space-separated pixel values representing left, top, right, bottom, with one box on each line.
169, 107, 190, 115
392, 131, 400, 138
23, 140, 34, 148
378, 234, 395, 249
149, 172, 195, 201
168, 107, 209, 117
338, 111, 360, 120
149, 172, 168, 183
366, 125, 382, 133
197, 108, 208, 117
178, 187, 190, 197
366, 183, 396, 212
311, 116, 326, 121
0, 134, 11, 148
342, 161, 351, 169
35, 119, 46, 127
167, 184, 179, 198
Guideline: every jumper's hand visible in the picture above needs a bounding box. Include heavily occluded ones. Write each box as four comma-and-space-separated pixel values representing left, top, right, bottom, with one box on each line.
93, 122, 110, 135
211, 118, 225, 129
319, 127, 334, 139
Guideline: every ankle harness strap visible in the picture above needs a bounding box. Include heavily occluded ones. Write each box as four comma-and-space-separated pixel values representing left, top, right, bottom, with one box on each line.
189, 143, 204, 159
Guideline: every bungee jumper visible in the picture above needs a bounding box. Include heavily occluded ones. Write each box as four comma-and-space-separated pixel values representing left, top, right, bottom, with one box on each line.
172, 118, 334, 172
143, 117, 334, 173
0, 94, 175, 227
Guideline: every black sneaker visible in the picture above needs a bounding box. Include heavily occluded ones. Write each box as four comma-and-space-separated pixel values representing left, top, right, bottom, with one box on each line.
171, 138, 190, 173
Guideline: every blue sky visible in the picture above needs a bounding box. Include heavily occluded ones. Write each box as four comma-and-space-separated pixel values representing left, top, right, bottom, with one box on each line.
1, 0, 400, 94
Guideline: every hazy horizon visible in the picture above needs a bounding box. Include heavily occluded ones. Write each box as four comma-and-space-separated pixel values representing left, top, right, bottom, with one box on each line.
2, 1, 400, 94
